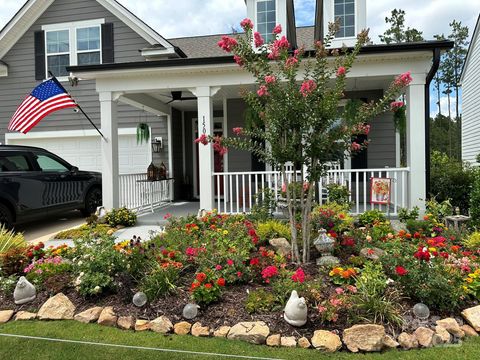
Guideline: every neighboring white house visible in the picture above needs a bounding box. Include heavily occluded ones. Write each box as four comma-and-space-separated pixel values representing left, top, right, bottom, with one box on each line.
0, 0, 453, 215
461, 14, 480, 165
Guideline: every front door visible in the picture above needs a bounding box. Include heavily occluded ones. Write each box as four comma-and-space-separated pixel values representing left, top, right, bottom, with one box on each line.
194, 119, 225, 198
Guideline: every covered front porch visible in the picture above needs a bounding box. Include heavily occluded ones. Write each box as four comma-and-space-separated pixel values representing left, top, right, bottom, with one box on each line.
70, 46, 433, 215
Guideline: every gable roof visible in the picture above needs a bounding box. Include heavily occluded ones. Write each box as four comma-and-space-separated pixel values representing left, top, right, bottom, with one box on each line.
0, 0, 176, 60
460, 14, 480, 85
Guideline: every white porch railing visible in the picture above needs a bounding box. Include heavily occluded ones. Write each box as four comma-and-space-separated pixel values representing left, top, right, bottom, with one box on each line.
119, 173, 174, 213
213, 167, 409, 216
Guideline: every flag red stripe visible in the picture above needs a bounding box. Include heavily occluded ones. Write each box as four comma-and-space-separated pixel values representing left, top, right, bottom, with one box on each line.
17, 98, 77, 133
8, 97, 39, 130
11, 96, 36, 123
20, 104, 78, 134
9, 94, 73, 130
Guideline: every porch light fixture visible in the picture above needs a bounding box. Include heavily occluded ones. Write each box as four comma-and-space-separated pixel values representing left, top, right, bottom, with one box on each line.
151, 137, 163, 153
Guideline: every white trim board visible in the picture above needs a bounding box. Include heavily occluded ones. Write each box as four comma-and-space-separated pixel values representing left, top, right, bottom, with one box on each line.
5, 128, 137, 141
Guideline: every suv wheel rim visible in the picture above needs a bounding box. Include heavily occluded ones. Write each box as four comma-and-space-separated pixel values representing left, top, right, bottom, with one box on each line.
86, 189, 102, 213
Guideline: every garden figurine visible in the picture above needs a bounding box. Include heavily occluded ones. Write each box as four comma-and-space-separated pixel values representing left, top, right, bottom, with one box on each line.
13, 276, 36, 305
284, 290, 307, 327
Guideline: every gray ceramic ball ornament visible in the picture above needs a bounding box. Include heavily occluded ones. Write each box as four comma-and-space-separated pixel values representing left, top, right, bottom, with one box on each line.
183, 303, 200, 320
132, 292, 148, 307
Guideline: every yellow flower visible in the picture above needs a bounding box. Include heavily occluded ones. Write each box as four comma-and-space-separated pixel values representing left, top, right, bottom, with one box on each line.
429, 247, 437, 252
475, 269, 480, 275
466, 277, 474, 283
223, 230, 229, 235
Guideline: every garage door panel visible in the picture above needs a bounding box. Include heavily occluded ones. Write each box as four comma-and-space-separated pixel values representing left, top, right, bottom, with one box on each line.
8, 132, 150, 175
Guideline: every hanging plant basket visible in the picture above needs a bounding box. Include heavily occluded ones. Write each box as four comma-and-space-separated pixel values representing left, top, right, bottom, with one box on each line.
136, 123, 150, 145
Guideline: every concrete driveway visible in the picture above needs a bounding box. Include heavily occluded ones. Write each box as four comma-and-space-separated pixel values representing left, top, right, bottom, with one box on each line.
14, 210, 86, 243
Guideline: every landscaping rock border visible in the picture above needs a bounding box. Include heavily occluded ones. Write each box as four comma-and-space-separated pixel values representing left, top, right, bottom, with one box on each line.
0, 293, 478, 354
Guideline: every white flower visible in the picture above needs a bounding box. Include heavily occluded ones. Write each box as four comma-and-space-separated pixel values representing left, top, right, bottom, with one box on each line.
79, 272, 84, 277
93, 286, 101, 294
78, 261, 83, 266
386, 278, 395, 285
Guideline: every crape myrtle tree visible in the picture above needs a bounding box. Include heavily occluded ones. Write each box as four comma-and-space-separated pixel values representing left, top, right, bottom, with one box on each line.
197, 19, 412, 264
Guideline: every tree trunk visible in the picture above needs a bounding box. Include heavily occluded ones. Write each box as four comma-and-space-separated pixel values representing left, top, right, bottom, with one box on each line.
436, 74, 442, 116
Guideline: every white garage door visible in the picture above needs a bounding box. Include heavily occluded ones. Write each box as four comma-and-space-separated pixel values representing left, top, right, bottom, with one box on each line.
6, 129, 151, 175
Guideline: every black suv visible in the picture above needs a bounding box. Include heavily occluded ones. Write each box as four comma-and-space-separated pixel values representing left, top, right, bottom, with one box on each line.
0, 145, 102, 228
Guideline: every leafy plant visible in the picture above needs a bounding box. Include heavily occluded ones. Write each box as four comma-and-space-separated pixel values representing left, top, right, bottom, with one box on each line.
346, 262, 404, 326
0, 247, 28, 276
0, 274, 17, 295
140, 263, 182, 301
256, 220, 291, 243
358, 210, 387, 226
326, 183, 351, 206
398, 206, 419, 223
105, 208, 137, 227
249, 188, 277, 222
311, 202, 353, 235
426, 197, 453, 221
136, 123, 150, 144
464, 232, 480, 250
54, 224, 112, 240
244, 289, 278, 314
0, 226, 25, 254
470, 170, 480, 228
190, 270, 225, 304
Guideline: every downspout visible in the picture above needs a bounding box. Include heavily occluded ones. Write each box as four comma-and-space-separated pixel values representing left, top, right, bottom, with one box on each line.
425, 48, 442, 198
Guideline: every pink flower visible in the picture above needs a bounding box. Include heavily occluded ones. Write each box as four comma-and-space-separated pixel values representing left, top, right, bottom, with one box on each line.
237, 271, 243, 278
390, 101, 404, 111
240, 18, 254, 30
318, 305, 327, 313
351, 141, 361, 151
330, 297, 342, 307
257, 85, 269, 97
267, 47, 280, 60
217, 36, 238, 53
335, 287, 344, 295
35, 269, 43, 274
194, 134, 208, 145
272, 24, 282, 34
394, 71, 413, 87
163, 213, 172, 220
303, 182, 310, 191
292, 268, 305, 283
233, 127, 243, 135
285, 56, 298, 69
254, 32, 264, 47
300, 79, 317, 97
215, 265, 223, 271
337, 66, 346, 77
227, 259, 234, 266
233, 55, 244, 66
274, 36, 290, 50
264, 75, 276, 84
261, 265, 279, 282
281, 183, 287, 193
347, 285, 357, 293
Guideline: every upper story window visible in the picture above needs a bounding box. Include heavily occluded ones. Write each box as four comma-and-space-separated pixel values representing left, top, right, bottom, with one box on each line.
334, 0, 355, 38
43, 20, 103, 78
257, 0, 276, 42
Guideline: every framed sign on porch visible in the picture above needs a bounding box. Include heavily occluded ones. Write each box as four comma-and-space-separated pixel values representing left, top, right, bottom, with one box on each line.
370, 177, 392, 205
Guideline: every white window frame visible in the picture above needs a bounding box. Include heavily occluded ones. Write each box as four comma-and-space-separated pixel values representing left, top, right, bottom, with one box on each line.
332, 0, 357, 40
255, 0, 277, 43
42, 19, 105, 81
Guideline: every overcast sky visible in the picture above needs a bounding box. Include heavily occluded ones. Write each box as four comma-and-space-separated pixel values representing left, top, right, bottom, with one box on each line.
0, 0, 479, 116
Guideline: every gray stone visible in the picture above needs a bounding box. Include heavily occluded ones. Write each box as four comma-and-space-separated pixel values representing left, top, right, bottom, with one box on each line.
14, 311, 36, 321
414, 327, 434, 348
269, 238, 291, 256
37, 293, 75, 320
13, 277, 36, 305
227, 321, 270, 344
280, 336, 297, 347
436, 318, 465, 338
461, 305, 480, 332
343, 324, 386, 352
97, 307, 117, 327
191, 322, 210, 337
398, 332, 418, 349
283, 290, 307, 327
150, 316, 173, 334
311, 330, 342, 352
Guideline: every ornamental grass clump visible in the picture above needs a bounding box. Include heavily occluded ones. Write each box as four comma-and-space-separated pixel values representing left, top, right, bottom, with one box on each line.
204, 19, 413, 263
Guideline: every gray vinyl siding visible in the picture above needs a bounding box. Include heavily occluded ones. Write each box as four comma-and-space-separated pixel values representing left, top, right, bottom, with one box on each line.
0, 0, 168, 166
462, 27, 480, 165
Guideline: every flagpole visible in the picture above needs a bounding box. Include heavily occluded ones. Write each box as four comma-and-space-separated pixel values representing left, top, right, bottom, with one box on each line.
48, 71, 107, 142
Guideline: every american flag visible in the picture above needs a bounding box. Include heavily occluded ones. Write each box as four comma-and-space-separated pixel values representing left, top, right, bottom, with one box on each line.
8, 79, 77, 134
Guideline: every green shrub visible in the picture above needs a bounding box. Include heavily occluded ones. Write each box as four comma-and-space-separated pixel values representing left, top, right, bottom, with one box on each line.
464, 232, 480, 250
105, 207, 137, 227
426, 198, 453, 221
256, 220, 291, 242
140, 264, 181, 301
0, 226, 25, 254
0, 274, 17, 295
311, 202, 354, 234
431, 151, 474, 214
249, 188, 276, 222
398, 206, 419, 223
358, 210, 386, 226
471, 171, 480, 228
346, 262, 404, 326
0, 247, 28, 276
244, 289, 278, 314
326, 183, 351, 206
54, 224, 112, 240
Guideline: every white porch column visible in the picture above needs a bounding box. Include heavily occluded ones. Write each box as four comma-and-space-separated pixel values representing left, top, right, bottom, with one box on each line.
406, 75, 426, 212
99, 91, 119, 209
167, 112, 174, 201
191, 86, 220, 211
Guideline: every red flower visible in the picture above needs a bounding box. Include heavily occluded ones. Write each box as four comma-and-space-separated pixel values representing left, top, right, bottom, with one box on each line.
217, 278, 226, 287
217, 36, 238, 53
394, 71, 413, 87
300, 79, 317, 97
414, 247, 431, 262
249, 258, 259, 266
336, 66, 346, 77
237, 271, 243, 278
168, 251, 176, 259
395, 266, 408, 276
292, 268, 305, 283
204, 283, 213, 289
233, 55, 244, 66
254, 32, 264, 47
257, 85, 269, 97
261, 265, 278, 281
227, 259, 234, 266
240, 18, 253, 30
272, 24, 282, 34
233, 127, 243, 135
190, 281, 200, 291
196, 272, 207, 283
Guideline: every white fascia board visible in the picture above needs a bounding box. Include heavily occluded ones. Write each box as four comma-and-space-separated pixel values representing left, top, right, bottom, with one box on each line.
41, 19, 105, 31
0, 62, 8, 77
5, 128, 137, 142
96, 0, 175, 49
141, 47, 178, 59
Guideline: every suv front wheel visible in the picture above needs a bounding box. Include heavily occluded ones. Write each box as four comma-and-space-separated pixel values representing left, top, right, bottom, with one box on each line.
81, 187, 102, 217
0, 203, 13, 229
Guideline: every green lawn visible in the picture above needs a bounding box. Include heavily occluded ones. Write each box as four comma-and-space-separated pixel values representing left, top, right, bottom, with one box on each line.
0, 321, 477, 360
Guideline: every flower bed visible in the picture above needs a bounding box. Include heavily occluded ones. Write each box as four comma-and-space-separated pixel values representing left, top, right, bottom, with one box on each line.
1, 205, 480, 353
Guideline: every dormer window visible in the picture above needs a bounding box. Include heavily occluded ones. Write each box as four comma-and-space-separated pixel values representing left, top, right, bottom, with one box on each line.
256, 0, 276, 42
334, 0, 355, 38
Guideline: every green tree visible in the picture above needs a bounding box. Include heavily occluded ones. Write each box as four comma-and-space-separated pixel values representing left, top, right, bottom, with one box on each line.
433, 34, 446, 116
379, 9, 424, 44
430, 114, 460, 159
207, 20, 412, 263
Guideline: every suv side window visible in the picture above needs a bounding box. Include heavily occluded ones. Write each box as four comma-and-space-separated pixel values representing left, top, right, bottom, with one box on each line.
36, 154, 69, 172
0, 154, 31, 172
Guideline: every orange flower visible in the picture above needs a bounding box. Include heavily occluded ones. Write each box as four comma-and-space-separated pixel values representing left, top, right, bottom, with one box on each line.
451, 245, 460, 253
423, 215, 430, 221
196, 272, 207, 283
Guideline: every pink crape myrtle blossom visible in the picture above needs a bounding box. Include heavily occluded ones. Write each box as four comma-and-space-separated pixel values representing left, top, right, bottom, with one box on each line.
351, 142, 361, 151
300, 79, 317, 97
264, 75, 276, 84
233, 55, 244, 66
285, 56, 298, 69
194, 134, 208, 145
254, 32, 264, 47
217, 36, 238, 53
240, 18, 254, 30
273, 24, 282, 34
336, 66, 346, 77
233, 127, 243, 135
257, 85, 269, 97
274, 36, 290, 50
390, 101, 405, 111
394, 71, 413, 87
